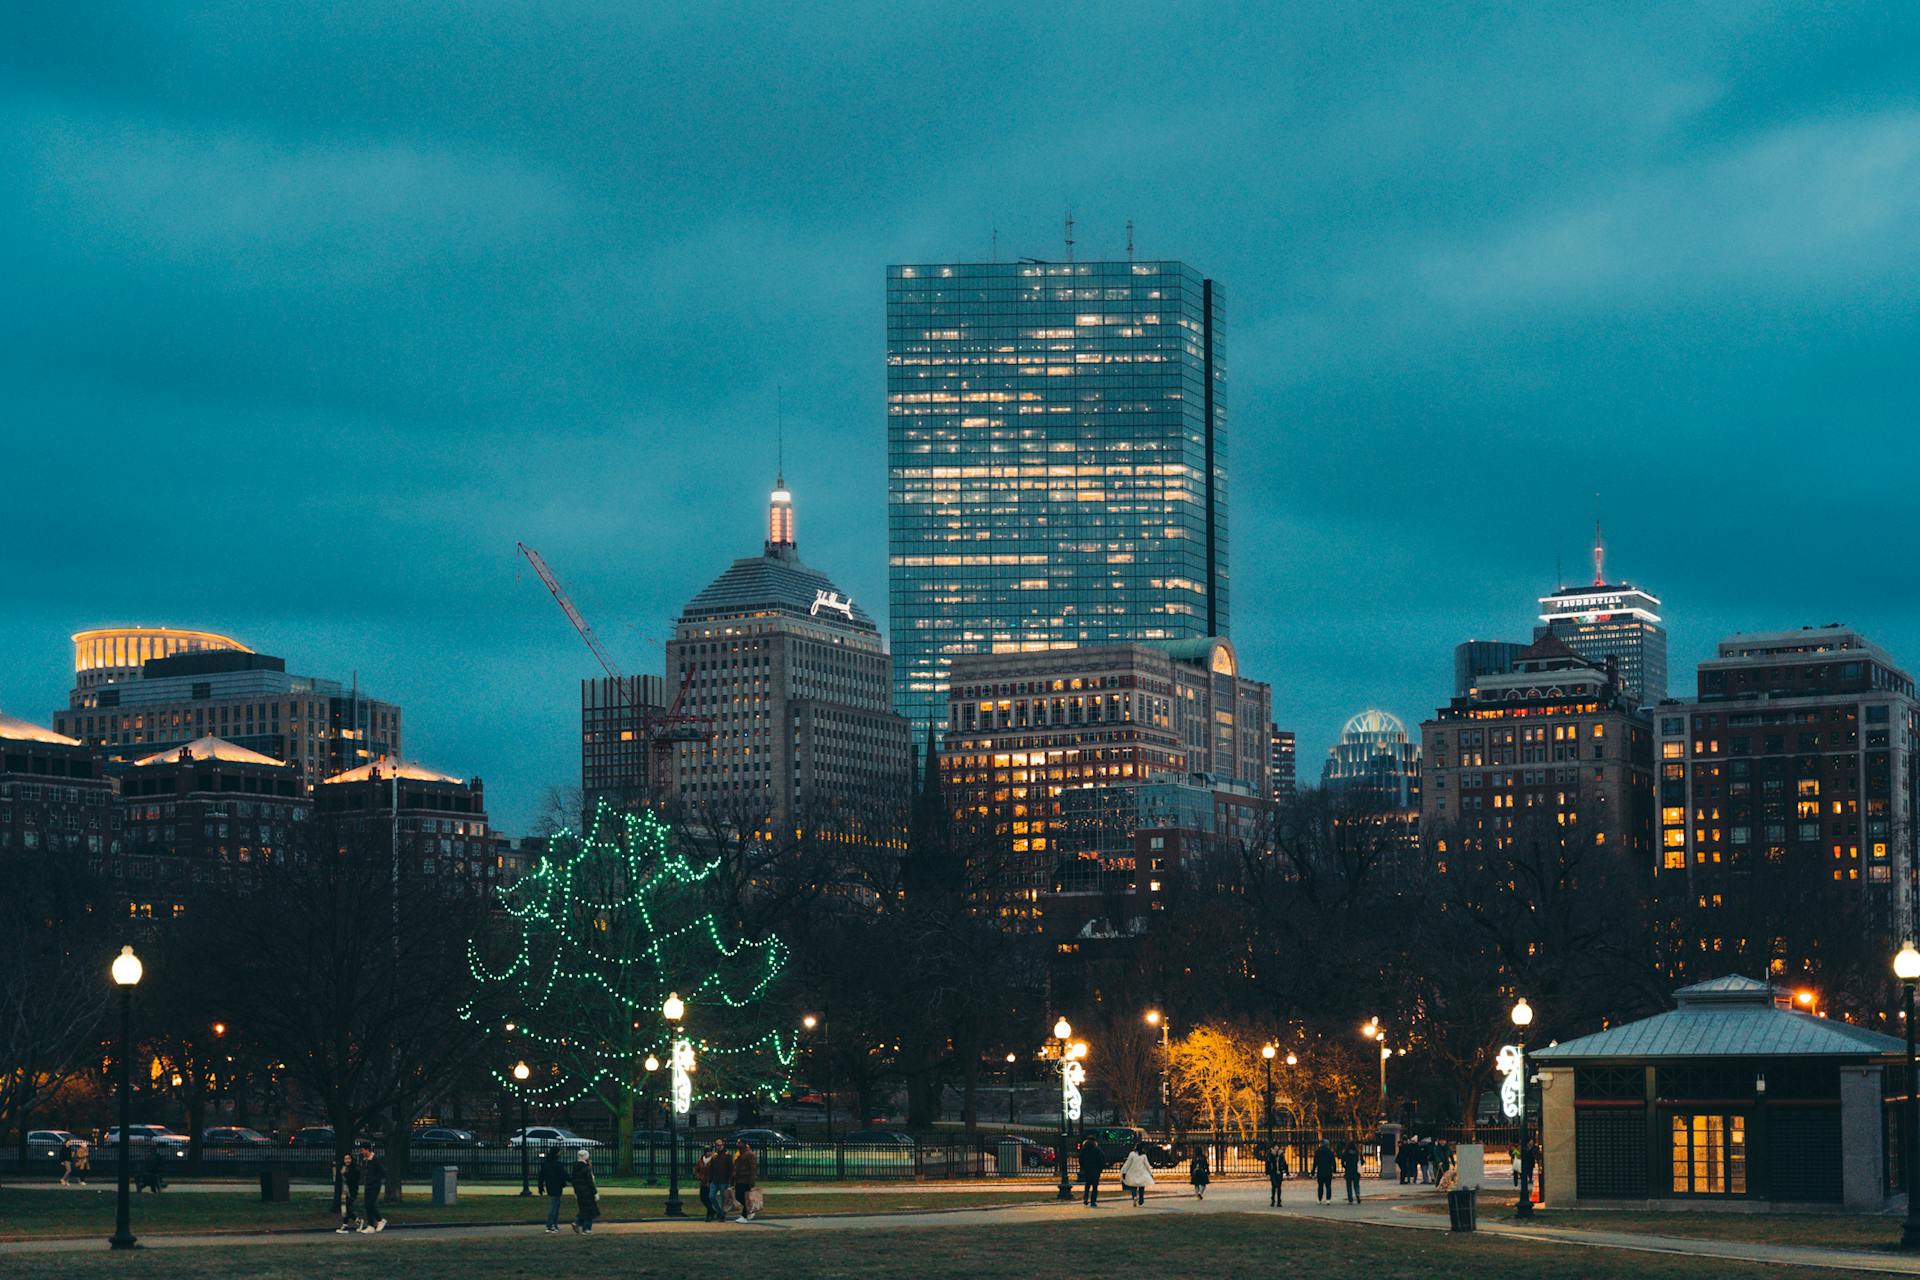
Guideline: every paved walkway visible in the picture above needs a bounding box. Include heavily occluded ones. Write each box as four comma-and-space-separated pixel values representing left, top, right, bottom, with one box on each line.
8, 1177, 1920, 1274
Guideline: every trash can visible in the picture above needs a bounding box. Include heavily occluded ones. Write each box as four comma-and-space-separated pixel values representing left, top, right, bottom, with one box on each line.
1447, 1188, 1477, 1233
431, 1165, 459, 1206
259, 1169, 290, 1202
995, 1139, 1021, 1176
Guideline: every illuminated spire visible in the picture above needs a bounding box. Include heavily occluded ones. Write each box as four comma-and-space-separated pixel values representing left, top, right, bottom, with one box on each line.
767, 473, 794, 555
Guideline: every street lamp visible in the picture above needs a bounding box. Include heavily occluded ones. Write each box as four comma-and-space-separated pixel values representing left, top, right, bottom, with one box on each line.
1361, 1018, 1388, 1119
644, 1055, 661, 1185
1894, 944, 1920, 1248
663, 993, 687, 1218
1261, 1045, 1276, 1156
1053, 1018, 1073, 1202
1511, 997, 1535, 1219
109, 945, 142, 1251
803, 1013, 835, 1142
1146, 1009, 1171, 1141
512, 1061, 532, 1196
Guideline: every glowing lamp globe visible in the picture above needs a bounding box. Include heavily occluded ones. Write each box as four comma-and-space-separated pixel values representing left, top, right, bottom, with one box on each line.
1285, 1053, 1298, 1067
512, 1060, 531, 1083
1262, 1044, 1276, 1060
1896, 944, 1920, 982
1511, 998, 1535, 1029
663, 992, 686, 1023
1053, 1017, 1071, 1040
111, 945, 142, 987
644, 1055, 660, 1073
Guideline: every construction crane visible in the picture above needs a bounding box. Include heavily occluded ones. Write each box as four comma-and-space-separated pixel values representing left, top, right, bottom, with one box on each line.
516, 542, 709, 808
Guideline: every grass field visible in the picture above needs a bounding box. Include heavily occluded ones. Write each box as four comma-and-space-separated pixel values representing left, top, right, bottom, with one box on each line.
0, 1185, 1053, 1241
1406, 1200, 1905, 1252
0, 1213, 1874, 1280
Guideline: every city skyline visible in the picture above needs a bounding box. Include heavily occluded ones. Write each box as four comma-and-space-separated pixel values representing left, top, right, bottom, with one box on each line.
4, 5, 1917, 836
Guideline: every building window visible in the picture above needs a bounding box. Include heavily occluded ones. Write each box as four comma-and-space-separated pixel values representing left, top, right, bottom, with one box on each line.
1670, 1114, 1745, 1196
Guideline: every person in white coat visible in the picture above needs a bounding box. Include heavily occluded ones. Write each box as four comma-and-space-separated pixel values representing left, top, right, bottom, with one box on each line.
1119, 1142, 1156, 1206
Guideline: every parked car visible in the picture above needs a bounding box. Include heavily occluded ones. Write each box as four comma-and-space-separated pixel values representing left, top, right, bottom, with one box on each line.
104, 1125, 190, 1157
1082, 1126, 1144, 1165
1138, 1139, 1183, 1169
843, 1129, 915, 1148
202, 1126, 272, 1148
991, 1134, 1056, 1168
26, 1130, 83, 1161
412, 1127, 485, 1149
788, 1092, 826, 1109
630, 1128, 674, 1147
507, 1126, 599, 1150
730, 1128, 798, 1150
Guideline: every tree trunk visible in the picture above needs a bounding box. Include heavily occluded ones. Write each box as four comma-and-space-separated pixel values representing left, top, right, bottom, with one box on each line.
185, 1072, 206, 1174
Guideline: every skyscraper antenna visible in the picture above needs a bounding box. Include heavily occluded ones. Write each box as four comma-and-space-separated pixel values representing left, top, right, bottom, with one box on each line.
1064, 209, 1074, 263
776, 385, 785, 484
1126, 219, 1134, 262
1592, 494, 1605, 586
991, 228, 998, 263
1555, 555, 1563, 590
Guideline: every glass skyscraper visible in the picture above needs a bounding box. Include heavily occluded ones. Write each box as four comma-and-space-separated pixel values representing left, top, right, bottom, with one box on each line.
886, 259, 1227, 733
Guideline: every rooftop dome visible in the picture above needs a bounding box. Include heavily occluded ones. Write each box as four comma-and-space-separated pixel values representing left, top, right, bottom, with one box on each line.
1341, 709, 1406, 739
679, 551, 876, 633
135, 735, 286, 767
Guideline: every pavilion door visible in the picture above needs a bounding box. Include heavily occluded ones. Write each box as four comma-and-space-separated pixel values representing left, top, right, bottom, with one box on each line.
1668, 1113, 1748, 1197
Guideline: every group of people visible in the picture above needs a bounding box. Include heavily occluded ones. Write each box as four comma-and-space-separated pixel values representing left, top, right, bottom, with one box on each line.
1309, 1139, 1366, 1203
332, 1142, 390, 1234
1393, 1136, 1456, 1185
693, 1139, 762, 1223
1079, 1138, 1210, 1207
56, 1138, 90, 1186
536, 1148, 603, 1233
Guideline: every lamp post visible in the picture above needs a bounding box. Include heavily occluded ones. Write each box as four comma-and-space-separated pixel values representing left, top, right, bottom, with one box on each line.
642, 1055, 660, 1185
1361, 1018, 1388, 1121
1146, 1009, 1171, 1142
663, 992, 687, 1218
1895, 944, 1920, 1247
1053, 1017, 1073, 1202
804, 1013, 835, 1142
109, 945, 142, 1251
1511, 997, 1535, 1219
1261, 1044, 1276, 1156
512, 1061, 532, 1196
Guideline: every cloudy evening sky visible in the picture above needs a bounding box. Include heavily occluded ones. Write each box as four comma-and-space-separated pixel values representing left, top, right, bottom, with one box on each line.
4, 3, 1917, 834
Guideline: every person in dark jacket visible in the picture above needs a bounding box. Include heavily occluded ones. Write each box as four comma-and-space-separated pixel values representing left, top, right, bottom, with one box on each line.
334, 1153, 362, 1233
539, 1149, 568, 1233
136, 1146, 166, 1194
731, 1140, 759, 1222
1339, 1140, 1362, 1203
709, 1142, 734, 1220
570, 1148, 599, 1233
1077, 1136, 1107, 1207
357, 1143, 388, 1233
1188, 1145, 1210, 1199
1265, 1143, 1287, 1207
1312, 1140, 1336, 1202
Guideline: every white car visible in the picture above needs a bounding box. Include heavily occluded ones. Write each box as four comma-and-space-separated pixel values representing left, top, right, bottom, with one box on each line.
506, 1126, 600, 1150
104, 1125, 191, 1156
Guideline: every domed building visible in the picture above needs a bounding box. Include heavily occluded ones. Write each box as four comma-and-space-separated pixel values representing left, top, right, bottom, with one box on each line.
1321, 708, 1422, 810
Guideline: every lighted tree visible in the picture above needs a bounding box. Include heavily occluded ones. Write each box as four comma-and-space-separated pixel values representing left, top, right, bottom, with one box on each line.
463, 806, 794, 1173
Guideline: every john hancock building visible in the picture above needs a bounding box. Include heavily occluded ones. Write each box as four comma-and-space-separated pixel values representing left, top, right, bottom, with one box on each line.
887, 259, 1227, 734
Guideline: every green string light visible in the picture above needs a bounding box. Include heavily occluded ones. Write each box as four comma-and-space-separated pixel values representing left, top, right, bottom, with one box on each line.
462, 803, 796, 1110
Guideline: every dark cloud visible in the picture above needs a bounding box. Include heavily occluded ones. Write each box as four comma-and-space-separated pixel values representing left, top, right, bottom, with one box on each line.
3, 2, 1916, 828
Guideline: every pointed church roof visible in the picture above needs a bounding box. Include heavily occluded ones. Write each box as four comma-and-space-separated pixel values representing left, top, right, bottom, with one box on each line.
0, 711, 81, 746
134, 735, 286, 767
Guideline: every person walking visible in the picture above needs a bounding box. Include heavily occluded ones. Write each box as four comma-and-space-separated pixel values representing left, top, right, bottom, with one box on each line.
1395, 1140, 1413, 1185
709, 1141, 735, 1221
569, 1148, 599, 1233
694, 1142, 717, 1221
1118, 1142, 1155, 1206
1188, 1145, 1210, 1200
334, 1152, 362, 1233
539, 1149, 568, 1234
136, 1145, 166, 1194
357, 1142, 388, 1233
1265, 1142, 1287, 1207
1419, 1136, 1435, 1184
1339, 1140, 1362, 1204
1312, 1139, 1336, 1203
1078, 1135, 1107, 1207
58, 1137, 79, 1187
731, 1139, 759, 1222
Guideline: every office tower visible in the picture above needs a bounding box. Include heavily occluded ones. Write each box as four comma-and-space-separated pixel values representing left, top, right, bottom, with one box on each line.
1536, 531, 1667, 707
0, 711, 115, 861
580, 675, 670, 823
1455, 640, 1527, 697
1422, 633, 1653, 869
941, 637, 1271, 932
667, 476, 910, 831
1269, 727, 1297, 802
887, 258, 1227, 734
55, 627, 401, 785
1651, 626, 1920, 977
1321, 710, 1422, 809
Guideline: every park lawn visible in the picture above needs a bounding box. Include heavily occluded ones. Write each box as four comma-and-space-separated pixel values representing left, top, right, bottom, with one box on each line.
1405, 1200, 1903, 1252
0, 1213, 1870, 1280
0, 1185, 1053, 1241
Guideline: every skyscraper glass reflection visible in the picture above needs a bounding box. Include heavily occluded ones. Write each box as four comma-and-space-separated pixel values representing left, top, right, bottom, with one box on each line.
886, 259, 1227, 733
